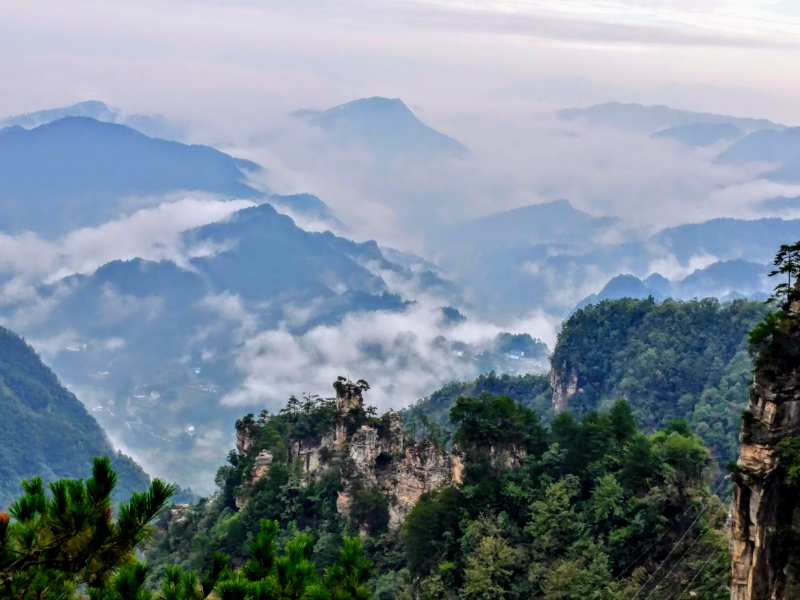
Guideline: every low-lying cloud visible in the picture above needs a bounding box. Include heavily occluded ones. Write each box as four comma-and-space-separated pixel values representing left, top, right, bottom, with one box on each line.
221, 302, 559, 412
1, 196, 253, 282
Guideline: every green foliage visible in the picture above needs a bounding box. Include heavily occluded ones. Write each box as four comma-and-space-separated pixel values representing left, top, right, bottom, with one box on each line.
405, 372, 553, 432
350, 488, 390, 538
399, 397, 725, 599
778, 436, 800, 486
148, 385, 728, 600
451, 394, 545, 450
551, 297, 769, 465
145, 383, 385, 581
0, 457, 174, 598
0, 457, 371, 600
212, 520, 372, 600
0, 326, 150, 508
768, 241, 800, 308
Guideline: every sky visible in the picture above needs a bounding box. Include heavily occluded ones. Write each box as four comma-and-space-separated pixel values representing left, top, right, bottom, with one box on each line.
3, 0, 799, 487
1, 0, 800, 130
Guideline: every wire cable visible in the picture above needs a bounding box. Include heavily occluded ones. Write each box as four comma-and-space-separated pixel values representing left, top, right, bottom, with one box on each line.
630, 475, 730, 599
643, 498, 729, 600
614, 472, 729, 584
673, 545, 726, 600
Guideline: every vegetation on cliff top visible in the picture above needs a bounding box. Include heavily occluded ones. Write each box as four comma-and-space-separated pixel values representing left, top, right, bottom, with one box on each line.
146, 379, 729, 600
551, 296, 769, 464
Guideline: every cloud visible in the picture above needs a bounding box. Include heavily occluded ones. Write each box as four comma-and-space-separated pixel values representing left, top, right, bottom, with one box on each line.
95, 285, 163, 326
196, 292, 261, 343
646, 252, 720, 281
221, 303, 559, 412
0, 196, 253, 283
521, 260, 631, 308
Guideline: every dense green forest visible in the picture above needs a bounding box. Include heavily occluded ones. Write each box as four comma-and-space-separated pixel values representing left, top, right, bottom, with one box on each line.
0, 326, 151, 507
408, 298, 768, 469
551, 297, 769, 464
145, 381, 729, 599
404, 372, 552, 430
0, 457, 372, 600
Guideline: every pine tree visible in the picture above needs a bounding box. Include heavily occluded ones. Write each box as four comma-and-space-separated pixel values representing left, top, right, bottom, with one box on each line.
1, 462, 373, 600
0, 456, 174, 599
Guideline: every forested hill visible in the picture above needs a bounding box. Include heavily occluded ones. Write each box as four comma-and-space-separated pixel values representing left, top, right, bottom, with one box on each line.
404, 372, 552, 429
0, 326, 150, 507
550, 297, 770, 463
408, 297, 769, 467
147, 380, 729, 599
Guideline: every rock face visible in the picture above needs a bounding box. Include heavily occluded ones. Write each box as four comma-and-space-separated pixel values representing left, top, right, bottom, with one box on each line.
251, 450, 273, 482
336, 411, 463, 529
234, 380, 463, 530
236, 417, 258, 457
730, 285, 800, 600
168, 503, 191, 526
550, 364, 579, 413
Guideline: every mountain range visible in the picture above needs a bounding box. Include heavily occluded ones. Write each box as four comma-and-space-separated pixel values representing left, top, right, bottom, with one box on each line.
0, 201, 465, 486
557, 102, 784, 134
0, 117, 261, 236
437, 199, 797, 316
574, 260, 770, 311
1, 97, 798, 492
0, 100, 184, 140
651, 122, 744, 147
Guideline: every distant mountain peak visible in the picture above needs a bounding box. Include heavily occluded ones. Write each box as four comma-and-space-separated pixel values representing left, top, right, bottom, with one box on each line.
0, 100, 184, 141
332, 96, 410, 112
0, 116, 263, 236
291, 96, 467, 158
558, 102, 784, 134
292, 96, 410, 119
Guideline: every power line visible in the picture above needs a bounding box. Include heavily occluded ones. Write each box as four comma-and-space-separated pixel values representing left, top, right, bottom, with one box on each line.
644, 498, 729, 600
614, 472, 729, 584
631, 475, 730, 599
673, 545, 726, 600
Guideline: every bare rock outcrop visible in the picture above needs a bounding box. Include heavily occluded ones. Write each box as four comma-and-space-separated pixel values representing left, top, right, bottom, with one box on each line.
550, 364, 579, 413
730, 282, 800, 600
336, 412, 463, 529
251, 449, 273, 482
167, 503, 191, 526
235, 416, 258, 457
235, 380, 465, 531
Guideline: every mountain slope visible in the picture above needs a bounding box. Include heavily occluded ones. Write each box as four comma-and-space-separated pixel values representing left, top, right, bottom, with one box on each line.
717, 127, 800, 182
0, 100, 184, 140
550, 296, 769, 463
0, 117, 261, 236
653, 217, 800, 263
0, 326, 149, 508
4, 204, 439, 486
443, 199, 620, 251
574, 260, 770, 311
652, 122, 743, 147
558, 102, 783, 134
0, 100, 118, 128
292, 97, 467, 159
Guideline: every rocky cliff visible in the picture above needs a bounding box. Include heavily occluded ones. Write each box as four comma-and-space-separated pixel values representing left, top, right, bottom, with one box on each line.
549, 363, 579, 413
234, 380, 462, 531
730, 282, 800, 600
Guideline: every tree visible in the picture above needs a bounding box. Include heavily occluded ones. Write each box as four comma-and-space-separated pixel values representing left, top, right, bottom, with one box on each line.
0, 457, 174, 598
463, 535, 518, 600
769, 241, 800, 308
1, 459, 373, 600
216, 519, 372, 600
